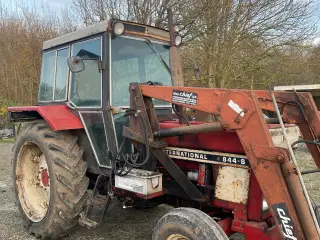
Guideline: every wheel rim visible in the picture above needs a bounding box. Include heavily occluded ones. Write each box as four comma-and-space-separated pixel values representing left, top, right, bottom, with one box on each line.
166, 234, 189, 240
15, 142, 50, 222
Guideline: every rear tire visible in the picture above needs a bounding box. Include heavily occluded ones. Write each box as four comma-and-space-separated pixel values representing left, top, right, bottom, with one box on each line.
12, 121, 89, 239
152, 208, 228, 240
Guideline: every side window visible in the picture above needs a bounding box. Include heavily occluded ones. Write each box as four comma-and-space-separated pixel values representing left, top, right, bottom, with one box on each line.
39, 51, 55, 101
70, 38, 102, 107
55, 48, 69, 100
38, 47, 69, 102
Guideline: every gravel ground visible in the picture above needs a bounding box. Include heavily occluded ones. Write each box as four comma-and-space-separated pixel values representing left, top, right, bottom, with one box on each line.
0, 142, 318, 240
295, 145, 320, 203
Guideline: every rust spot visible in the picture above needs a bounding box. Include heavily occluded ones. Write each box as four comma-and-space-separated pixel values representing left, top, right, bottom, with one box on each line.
16, 174, 23, 181
232, 180, 243, 189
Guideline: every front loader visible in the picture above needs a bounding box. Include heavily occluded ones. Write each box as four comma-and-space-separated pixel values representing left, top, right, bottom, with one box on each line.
8, 10, 320, 240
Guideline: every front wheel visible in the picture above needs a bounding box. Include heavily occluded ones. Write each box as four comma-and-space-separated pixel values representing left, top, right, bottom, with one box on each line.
152, 208, 228, 240
12, 121, 89, 239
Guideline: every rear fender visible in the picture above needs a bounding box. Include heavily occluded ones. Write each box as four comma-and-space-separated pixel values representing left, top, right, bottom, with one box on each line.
8, 105, 83, 131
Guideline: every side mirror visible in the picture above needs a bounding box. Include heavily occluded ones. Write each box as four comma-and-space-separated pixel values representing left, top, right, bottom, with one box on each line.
67, 56, 85, 73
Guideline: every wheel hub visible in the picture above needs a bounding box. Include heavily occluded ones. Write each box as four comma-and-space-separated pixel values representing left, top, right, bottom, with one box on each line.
41, 169, 49, 187
38, 155, 50, 189
166, 234, 189, 240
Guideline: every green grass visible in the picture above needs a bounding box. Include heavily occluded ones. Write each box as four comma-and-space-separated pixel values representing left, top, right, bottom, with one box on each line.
0, 138, 15, 143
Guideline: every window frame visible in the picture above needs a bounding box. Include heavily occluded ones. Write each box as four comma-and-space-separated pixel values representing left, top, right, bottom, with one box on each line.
79, 111, 111, 168
109, 34, 172, 109
38, 46, 70, 103
68, 36, 103, 109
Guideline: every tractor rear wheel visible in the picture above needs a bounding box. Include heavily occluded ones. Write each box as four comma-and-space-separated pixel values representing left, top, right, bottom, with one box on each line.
152, 208, 228, 240
12, 121, 89, 239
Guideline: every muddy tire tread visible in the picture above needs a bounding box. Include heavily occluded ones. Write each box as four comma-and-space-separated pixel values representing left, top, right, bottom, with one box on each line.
13, 121, 89, 239
152, 207, 228, 240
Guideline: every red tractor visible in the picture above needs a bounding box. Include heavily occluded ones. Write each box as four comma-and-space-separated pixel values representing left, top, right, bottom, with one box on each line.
8, 10, 320, 240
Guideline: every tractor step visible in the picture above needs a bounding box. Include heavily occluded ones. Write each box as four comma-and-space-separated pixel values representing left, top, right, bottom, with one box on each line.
79, 175, 111, 229
79, 194, 109, 229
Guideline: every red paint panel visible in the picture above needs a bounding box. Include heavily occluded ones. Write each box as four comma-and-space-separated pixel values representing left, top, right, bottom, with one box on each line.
247, 173, 263, 221
217, 217, 233, 236
159, 121, 245, 154
8, 105, 83, 131
197, 164, 206, 186
244, 223, 281, 240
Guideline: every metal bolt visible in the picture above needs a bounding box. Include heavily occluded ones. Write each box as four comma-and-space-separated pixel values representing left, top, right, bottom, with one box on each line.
16, 174, 23, 181
130, 85, 136, 92
277, 156, 284, 162
222, 124, 229, 130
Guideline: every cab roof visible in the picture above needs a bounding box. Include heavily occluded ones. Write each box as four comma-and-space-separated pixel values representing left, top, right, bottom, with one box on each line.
42, 20, 171, 51
43, 21, 109, 50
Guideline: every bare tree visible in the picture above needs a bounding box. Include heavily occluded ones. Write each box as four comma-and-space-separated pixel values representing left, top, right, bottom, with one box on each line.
0, 0, 75, 107
72, 0, 189, 27
183, 0, 318, 89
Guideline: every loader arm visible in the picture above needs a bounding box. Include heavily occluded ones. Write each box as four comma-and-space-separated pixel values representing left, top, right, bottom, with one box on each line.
255, 90, 320, 168
133, 84, 320, 240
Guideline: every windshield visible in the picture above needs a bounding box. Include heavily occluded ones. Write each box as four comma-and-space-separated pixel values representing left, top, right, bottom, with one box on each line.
111, 36, 171, 107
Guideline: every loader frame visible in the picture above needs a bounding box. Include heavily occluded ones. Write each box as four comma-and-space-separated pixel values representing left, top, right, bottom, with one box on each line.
126, 83, 320, 240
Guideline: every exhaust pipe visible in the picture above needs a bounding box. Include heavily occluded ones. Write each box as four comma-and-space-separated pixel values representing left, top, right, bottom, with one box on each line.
168, 8, 184, 87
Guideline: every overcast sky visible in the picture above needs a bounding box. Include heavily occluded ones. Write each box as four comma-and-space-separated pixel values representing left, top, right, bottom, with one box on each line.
3, 0, 320, 18
2, 0, 74, 15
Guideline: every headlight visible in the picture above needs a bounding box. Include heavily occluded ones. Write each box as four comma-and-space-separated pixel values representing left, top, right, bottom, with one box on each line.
175, 35, 182, 46
113, 22, 125, 36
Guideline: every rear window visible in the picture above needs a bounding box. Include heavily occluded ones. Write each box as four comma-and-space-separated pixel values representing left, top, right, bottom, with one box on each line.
38, 47, 69, 102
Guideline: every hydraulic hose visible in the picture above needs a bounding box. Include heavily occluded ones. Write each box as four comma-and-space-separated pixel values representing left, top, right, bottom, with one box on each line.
291, 139, 320, 148
112, 109, 150, 176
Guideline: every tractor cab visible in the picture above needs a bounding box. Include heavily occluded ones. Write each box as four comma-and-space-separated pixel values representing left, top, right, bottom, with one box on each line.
37, 20, 181, 168
39, 20, 178, 107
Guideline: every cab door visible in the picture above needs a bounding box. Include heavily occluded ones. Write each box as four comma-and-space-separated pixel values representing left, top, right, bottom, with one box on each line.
69, 36, 115, 168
